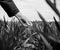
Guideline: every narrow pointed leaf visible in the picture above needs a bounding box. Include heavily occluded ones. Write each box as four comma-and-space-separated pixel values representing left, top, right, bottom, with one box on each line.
45, 0, 60, 18
53, 17, 60, 32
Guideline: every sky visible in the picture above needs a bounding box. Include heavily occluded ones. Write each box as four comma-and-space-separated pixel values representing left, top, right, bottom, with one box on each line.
0, 0, 60, 22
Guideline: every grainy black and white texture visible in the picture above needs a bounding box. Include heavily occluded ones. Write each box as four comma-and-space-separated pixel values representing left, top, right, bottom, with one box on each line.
0, 0, 60, 50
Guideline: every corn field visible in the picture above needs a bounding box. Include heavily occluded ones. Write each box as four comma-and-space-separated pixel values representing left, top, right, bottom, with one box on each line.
0, 0, 60, 50
0, 14, 60, 50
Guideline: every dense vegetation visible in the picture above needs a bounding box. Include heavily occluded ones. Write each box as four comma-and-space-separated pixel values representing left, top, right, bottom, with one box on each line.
0, 14, 60, 50
0, 0, 60, 50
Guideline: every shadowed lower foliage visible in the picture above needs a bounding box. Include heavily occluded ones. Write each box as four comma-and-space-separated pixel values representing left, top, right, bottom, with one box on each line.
0, 16, 60, 50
